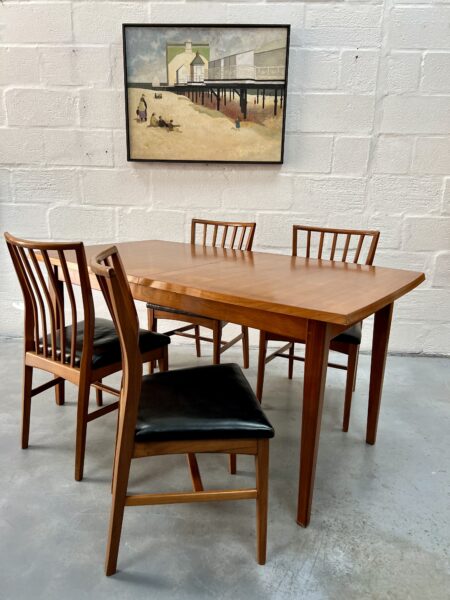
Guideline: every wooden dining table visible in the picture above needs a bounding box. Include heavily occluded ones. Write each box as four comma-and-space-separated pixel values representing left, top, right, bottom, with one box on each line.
55, 239, 425, 527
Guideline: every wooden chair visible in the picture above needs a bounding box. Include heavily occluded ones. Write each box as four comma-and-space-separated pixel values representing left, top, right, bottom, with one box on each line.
91, 246, 274, 576
257, 225, 380, 431
5, 233, 170, 481
146, 219, 256, 369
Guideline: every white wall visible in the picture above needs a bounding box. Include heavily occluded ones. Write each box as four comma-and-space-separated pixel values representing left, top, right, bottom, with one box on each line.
0, 0, 449, 355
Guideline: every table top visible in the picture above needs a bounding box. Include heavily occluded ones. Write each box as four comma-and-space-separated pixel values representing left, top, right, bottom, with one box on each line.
78, 240, 425, 326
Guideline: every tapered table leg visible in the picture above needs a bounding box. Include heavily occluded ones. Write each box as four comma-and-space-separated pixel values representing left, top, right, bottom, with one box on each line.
296, 320, 331, 527
366, 303, 393, 445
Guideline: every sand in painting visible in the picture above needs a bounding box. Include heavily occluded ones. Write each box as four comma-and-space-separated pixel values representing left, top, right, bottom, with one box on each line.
128, 88, 283, 162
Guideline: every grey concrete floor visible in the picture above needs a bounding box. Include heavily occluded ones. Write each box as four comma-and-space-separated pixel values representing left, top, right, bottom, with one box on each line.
0, 338, 449, 600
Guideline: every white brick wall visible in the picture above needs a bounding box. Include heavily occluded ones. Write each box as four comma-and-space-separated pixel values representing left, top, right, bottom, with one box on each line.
1, 0, 449, 356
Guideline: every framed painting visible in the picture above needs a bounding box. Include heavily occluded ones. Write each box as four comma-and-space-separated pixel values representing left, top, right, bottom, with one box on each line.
122, 24, 290, 164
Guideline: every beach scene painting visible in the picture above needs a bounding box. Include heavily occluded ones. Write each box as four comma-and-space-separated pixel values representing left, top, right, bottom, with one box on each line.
123, 24, 290, 163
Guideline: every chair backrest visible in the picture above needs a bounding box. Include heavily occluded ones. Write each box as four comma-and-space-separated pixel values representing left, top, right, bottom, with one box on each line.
90, 247, 142, 420
292, 225, 380, 266
4, 232, 94, 368
191, 219, 256, 251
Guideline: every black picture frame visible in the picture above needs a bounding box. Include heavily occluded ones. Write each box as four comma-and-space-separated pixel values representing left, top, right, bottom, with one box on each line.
122, 23, 290, 165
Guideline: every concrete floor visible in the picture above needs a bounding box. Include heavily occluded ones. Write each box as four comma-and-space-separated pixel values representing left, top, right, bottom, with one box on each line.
0, 338, 449, 600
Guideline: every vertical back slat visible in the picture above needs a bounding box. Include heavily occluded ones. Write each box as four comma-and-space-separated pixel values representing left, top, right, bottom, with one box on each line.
292, 226, 298, 257
306, 230, 311, 258
330, 233, 338, 261
354, 235, 365, 264
221, 225, 228, 248
28, 248, 56, 358
366, 232, 380, 265
317, 232, 325, 259
212, 224, 218, 247
190, 220, 196, 245
342, 234, 351, 262
58, 250, 78, 367
18, 247, 42, 354
238, 227, 246, 250
246, 224, 255, 250
74, 245, 95, 372
230, 226, 238, 248
6, 242, 37, 351
42, 250, 65, 362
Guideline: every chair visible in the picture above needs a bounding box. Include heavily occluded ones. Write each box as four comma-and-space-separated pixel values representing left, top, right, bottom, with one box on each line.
256, 225, 380, 431
146, 219, 256, 370
91, 246, 274, 576
5, 233, 170, 481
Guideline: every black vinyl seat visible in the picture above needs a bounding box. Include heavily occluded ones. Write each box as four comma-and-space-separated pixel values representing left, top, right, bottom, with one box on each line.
43, 318, 170, 369
135, 363, 275, 443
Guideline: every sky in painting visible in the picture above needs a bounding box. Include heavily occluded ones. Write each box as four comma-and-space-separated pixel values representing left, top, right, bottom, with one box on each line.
125, 26, 288, 83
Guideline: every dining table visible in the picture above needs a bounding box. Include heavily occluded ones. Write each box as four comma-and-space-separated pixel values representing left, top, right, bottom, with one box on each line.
52, 239, 425, 527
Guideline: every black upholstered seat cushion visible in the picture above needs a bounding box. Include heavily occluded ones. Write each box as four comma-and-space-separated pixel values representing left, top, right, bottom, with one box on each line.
135, 363, 274, 442
333, 322, 362, 345
43, 318, 170, 369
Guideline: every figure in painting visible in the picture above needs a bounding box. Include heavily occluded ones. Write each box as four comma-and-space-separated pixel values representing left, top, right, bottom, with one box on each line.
167, 119, 180, 132
148, 113, 158, 127
235, 117, 241, 130
137, 94, 147, 122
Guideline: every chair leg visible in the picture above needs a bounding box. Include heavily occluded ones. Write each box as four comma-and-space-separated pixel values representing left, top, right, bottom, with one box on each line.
111, 408, 120, 494
105, 450, 133, 576
228, 454, 237, 475
242, 326, 250, 369
343, 345, 359, 433
255, 439, 269, 565
353, 346, 360, 392
194, 325, 201, 357
256, 331, 268, 402
158, 346, 169, 372
288, 342, 295, 380
75, 376, 91, 481
21, 365, 33, 449
147, 308, 157, 374
212, 321, 221, 365
187, 453, 204, 491
55, 376, 65, 406
96, 379, 103, 407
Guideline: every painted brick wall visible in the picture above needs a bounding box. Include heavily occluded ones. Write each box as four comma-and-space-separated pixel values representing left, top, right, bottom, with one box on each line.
1, 0, 449, 355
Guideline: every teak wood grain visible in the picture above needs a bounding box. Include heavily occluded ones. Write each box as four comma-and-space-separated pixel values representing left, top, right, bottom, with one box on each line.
147, 220, 256, 386
54, 240, 423, 327
48, 240, 425, 526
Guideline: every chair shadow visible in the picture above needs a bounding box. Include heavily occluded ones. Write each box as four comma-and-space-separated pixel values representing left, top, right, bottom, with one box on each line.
111, 569, 173, 590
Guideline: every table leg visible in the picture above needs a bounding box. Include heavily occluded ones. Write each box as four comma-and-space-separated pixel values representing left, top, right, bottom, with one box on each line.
366, 303, 393, 445
297, 320, 331, 527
